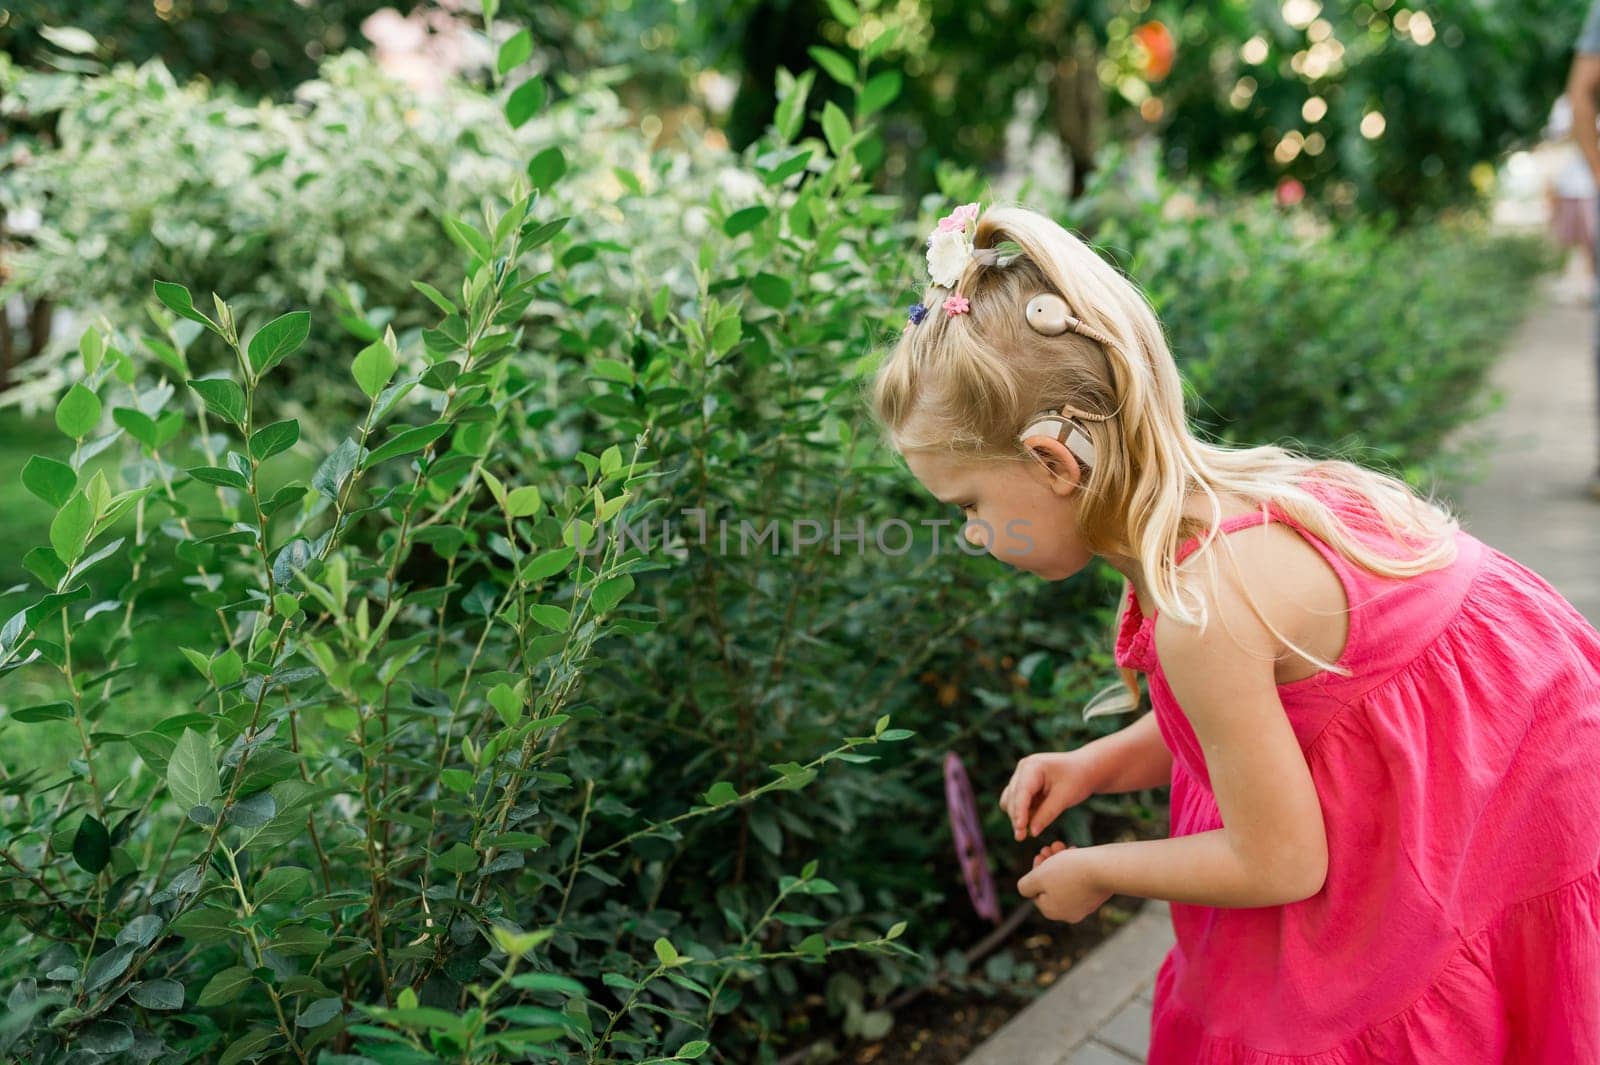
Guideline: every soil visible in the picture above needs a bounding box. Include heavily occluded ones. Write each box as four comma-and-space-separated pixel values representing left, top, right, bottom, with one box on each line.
843, 894, 1151, 1065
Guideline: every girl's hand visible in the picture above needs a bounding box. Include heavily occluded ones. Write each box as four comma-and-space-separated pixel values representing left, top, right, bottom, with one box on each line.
1017, 845, 1112, 924
1032, 840, 1070, 869
999, 751, 1101, 842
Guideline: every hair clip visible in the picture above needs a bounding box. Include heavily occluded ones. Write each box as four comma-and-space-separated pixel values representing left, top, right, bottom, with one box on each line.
907, 302, 928, 325
943, 294, 971, 317
926, 202, 982, 288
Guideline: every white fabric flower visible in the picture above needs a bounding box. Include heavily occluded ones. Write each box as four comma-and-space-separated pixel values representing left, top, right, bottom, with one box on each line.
926, 228, 973, 288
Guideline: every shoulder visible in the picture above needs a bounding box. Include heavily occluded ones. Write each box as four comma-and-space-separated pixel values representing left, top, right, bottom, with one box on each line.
1157, 519, 1341, 667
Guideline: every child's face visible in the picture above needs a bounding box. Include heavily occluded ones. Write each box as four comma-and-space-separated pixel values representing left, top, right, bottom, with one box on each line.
903, 447, 1095, 580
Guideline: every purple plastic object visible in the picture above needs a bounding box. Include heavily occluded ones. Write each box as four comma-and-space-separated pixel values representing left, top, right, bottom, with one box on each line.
944, 751, 1001, 924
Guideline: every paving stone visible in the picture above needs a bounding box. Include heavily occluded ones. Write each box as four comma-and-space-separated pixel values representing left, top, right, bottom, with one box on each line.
1097, 998, 1152, 1060
960, 902, 1171, 1065
1065, 1039, 1142, 1065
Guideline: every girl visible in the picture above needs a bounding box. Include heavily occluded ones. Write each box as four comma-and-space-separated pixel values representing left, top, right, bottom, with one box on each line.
871, 202, 1600, 1062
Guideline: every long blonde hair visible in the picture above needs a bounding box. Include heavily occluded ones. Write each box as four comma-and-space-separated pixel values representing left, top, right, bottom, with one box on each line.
868, 202, 1459, 676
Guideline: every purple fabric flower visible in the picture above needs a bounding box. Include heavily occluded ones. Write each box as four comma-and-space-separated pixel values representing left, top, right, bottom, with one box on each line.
945, 751, 1001, 923
908, 302, 928, 325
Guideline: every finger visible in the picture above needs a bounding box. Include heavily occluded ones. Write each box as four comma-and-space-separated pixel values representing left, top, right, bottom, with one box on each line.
1011, 775, 1038, 840
1028, 788, 1071, 838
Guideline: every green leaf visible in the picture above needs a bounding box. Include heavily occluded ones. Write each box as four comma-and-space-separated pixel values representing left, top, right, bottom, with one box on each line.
198, 966, 254, 1007
72, 814, 110, 874
167, 727, 220, 812
653, 937, 679, 966
185, 466, 249, 491
703, 781, 738, 806
723, 206, 769, 239
821, 0, 859, 27
497, 28, 533, 74
211, 648, 243, 686
435, 842, 478, 875
13, 702, 73, 723
55, 384, 101, 439
130, 978, 185, 1010
217, 1029, 276, 1065
508, 971, 587, 996
488, 683, 522, 727
84, 943, 135, 992
808, 46, 856, 89
297, 996, 343, 1028
527, 146, 567, 191
153, 280, 215, 329
249, 419, 300, 462
750, 273, 793, 309
411, 280, 458, 314
313, 438, 360, 500
23, 456, 76, 508
363, 423, 450, 467
445, 216, 492, 263
591, 575, 634, 615
821, 100, 854, 158
505, 485, 542, 517
760, 148, 813, 186
796, 933, 827, 957
886, 921, 907, 940
170, 905, 235, 945
527, 604, 570, 632
187, 378, 246, 428
112, 407, 159, 449
860, 70, 902, 115
441, 768, 475, 793
49, 493, 93, 566
519, 546, 575, 583
246, 311, 310, 376
506, 76, 547, 128
774, 69, 814, 143
21, 547, 66, 588
352, 338, 398, 400
254, 866, 313, 907
711, 313, 742, 356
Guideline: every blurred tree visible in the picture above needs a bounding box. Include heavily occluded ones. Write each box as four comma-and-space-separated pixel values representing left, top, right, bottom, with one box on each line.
704, 0, 1585, 218
1151, 0, 1589, 217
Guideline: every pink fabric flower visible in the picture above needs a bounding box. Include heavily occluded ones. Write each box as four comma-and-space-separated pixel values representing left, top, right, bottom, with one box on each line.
943, 294, 971, 317
936, 201, 981, 232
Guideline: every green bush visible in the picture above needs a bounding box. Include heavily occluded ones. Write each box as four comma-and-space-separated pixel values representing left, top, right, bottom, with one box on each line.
0, 26, 1558, 1065
0, 48, 640, 418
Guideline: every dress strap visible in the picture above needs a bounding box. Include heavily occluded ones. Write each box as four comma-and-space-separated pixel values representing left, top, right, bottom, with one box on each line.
1174, 506, 1277, 565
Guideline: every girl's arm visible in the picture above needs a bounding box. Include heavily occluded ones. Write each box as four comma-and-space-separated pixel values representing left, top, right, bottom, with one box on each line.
1078, 710, 1173, 794
1081, 532, 1332, 907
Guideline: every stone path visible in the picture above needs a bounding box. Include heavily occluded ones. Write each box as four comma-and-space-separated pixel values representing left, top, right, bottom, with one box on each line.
960, 282, 1599, 1063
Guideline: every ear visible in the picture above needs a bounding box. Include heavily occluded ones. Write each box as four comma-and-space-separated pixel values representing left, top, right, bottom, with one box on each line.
1020, 435, 1083, 497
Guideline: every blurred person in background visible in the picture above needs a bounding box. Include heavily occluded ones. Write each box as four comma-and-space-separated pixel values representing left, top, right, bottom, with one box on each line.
1543, 95, 1597, 301
1564, 0, 1600, 500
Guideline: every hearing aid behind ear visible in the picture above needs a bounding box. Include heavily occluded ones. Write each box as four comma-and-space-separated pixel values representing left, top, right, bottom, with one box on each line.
1019, 413, 1096, 468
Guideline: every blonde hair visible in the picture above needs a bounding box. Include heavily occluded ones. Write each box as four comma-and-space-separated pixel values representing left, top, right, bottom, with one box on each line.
868, 202, 1459, 676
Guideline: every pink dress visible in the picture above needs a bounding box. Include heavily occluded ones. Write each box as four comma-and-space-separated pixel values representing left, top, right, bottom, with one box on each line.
1114, 481, 1600, 1063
